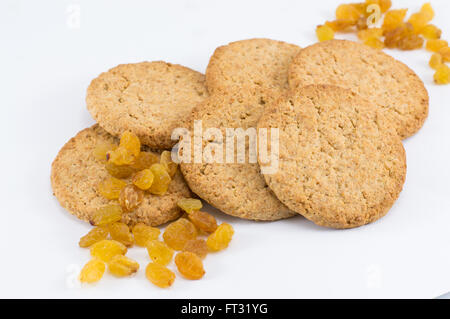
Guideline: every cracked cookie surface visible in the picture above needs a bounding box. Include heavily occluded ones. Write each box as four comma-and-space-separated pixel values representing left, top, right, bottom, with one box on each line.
257, 85, 406, 229
288, 40, 428, 139
51, 125, 191, 226
87, 61, 208, 149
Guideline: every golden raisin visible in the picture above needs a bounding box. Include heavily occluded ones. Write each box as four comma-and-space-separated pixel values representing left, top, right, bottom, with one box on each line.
132, 169, 154, 190
148, 164, 171, 195
426, 39, 449, 52
188, 211, 218, 233
183, 239, 208, 259
382, 9, 408, 32
160, 151, 178, 177
206, 223, 234, 252
107, 255, 139, 277
147, 240, 174, 266
130, 151, 159, 171
109, 222, 134, 247
397, 34, 424, 50
97, 177, 127, 200
384, 23, 414, 48
145, 263, 175, 288
132, 223, 161, 247
90, 239, 127, 262
105, 162, 135, 179
90, 205, 122, 226
366, 0, 391, 13
438, 47, 450, 63
420, 24, 442, 39
93, 142, 116, 162
107, 146, 135, 166
335, 4, 360, 24
79, 258, 105, 283
79, 226, 109, 248
325, 20, 354, 32
420, 2, 434, 21
163, 218, 197, 250
357, 28, 383, 41
356, 16, 368, 31
365, 37, 385, 49
429, 53, 443, 70
175, 252, 205, 280
118, 184, 144, 212
119, 131, 141, 158
177, 198, 203, 214
316, 24, 334, 42
434, 64, 450, 85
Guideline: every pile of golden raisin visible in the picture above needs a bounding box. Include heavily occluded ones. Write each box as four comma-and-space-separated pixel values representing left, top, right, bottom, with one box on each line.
79, 197, 234, 287
93, 131, 177, 218
79, 132, 234, 287
316, 1, 450, 85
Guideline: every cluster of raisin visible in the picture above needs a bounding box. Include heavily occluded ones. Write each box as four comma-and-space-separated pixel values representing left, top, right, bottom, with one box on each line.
78, 198, 234, 288
316, 1, 450, 85
94, 131, 177, 216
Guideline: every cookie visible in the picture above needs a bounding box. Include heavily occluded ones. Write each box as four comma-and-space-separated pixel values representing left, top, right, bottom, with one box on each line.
51, 125, 192, 226
257, 85, 406, 229
179, 87, 294, 221
86, 61, 208, 149
288, 39, 428, 139
206, 38, 301, 94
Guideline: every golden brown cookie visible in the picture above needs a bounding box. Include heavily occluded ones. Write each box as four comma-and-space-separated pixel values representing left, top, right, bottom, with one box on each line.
51, 125, 191, 226
257, 85, 406, 229
206, 38, 301, 94
86, 61, 208, 149
288, 40, 428, 139
179, 87, 294, 221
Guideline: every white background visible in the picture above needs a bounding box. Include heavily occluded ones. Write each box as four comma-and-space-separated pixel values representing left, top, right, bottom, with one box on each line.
0, 0, 449, 299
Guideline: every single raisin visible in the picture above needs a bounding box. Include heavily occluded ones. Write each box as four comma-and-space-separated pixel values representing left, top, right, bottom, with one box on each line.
148, 164, 171, 195
147, 240, 174, 266
145, 263, 176, 288
429, 53, 443, 70
90, 239, 127, 262
188, 211, 218, 233
163, 218, 197, 250
434, 64, 450, 84
90, 205, 122, 226
175, 252, 205, 280
160, 151, 178, 177
132, 223, 161, 247
93, 142, 116, 162
118, 185, 144, 212
109, 222, 134, 247
79, 258, 105, 283
107, 255, 139, 277
316, 25, 334, 42
177, 198, 203, 214
438, 47, 450, 63
326, 19, 355, 32
107, 146, 135, 166
397, 34, 424, 50
206, 223, 234, 252
420, 24, 442, 39
426, 39, 448, 52
105, 162, 135, 179
79, 226, 109, 248
119, 131, 141, 158
97, 177, 127, 200
335, 4, 360, 24
382, 9, 408, 32
132, 169, 154, 190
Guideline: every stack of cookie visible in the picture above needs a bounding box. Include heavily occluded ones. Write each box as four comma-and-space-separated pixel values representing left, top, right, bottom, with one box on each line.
51, 38, 428, 229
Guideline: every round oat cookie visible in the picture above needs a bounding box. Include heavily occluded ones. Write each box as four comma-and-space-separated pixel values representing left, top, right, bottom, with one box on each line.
288, 40, 428, 139
51, 125, 192, 226
86, 61, 208, 149
257, 85, 407, 229
179, 87, 295, 221
206, 38, 301, 94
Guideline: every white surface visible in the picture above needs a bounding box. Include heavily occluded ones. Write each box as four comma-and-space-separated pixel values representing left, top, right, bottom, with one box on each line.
0, 0, 449, 299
